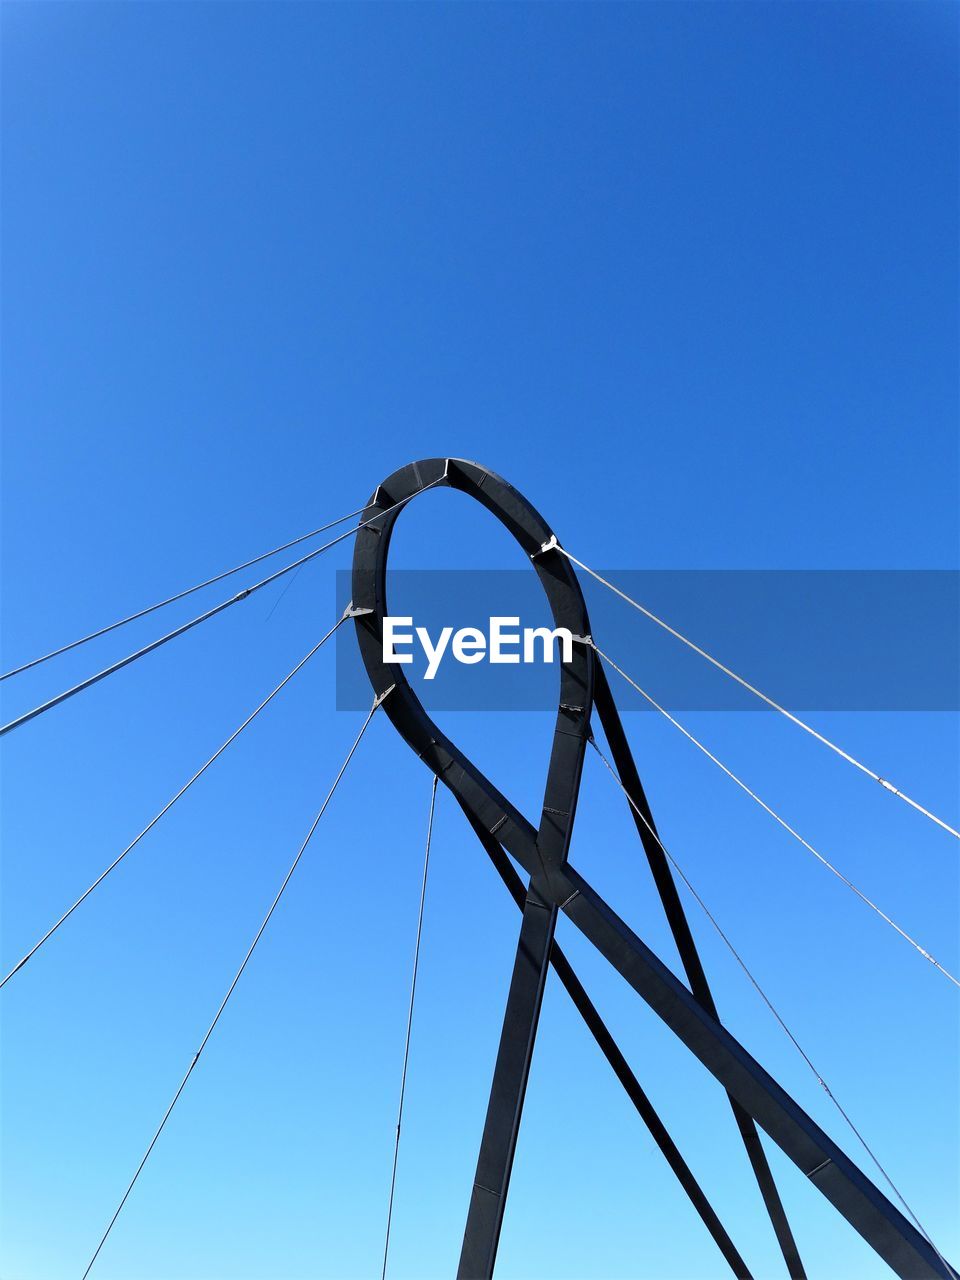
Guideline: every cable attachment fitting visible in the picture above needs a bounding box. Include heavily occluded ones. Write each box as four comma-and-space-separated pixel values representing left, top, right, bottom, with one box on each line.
570, 633, 593, 647
343, 603, 373, 620
373, 684, 396, 710
533, 533, 561, 558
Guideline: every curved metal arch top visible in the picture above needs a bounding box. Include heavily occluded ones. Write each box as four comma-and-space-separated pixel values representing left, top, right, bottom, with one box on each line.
350, 455, 595, 887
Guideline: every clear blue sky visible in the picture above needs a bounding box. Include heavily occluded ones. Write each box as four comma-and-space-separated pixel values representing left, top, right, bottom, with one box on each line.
1, 3, 957, 1278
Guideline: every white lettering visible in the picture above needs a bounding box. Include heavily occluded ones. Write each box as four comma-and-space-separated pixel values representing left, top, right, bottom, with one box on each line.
382, 617, 414, 664
418, 625, 453, 680
523, 626, 573, 664
452, 627, 486, 664
489, 617, 521, 664
381, 617, 576, 679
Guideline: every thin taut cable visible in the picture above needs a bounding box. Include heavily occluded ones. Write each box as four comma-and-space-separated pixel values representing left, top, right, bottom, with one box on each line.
381, 773, 438, 1280
81, 688, 392, 1280
589, 736, 955, 1279
0, 505, 372, 682
0, 611, 351, 991
0, 482, 439, 739
595, 643, 959, 989
553, 545, 959, 841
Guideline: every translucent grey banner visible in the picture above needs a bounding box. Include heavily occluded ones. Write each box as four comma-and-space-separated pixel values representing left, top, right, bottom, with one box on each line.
335, 570, 959, 712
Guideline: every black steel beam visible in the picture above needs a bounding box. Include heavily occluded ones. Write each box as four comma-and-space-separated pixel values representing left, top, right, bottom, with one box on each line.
559, 866, 952, 1280
457, 879, 558, 1279
464, 803, 753, 1280
594, 663, 806, 1278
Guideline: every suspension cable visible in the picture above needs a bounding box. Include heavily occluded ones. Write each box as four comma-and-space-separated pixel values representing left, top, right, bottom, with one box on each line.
0, 505, 372, 683
381, 773, 438, 1280
588, 737, 956, 1279
0, 612, 351, 991
0, 482, 439, 739
594, 643, 959, 990
81, 688, 391, 1280
553, 546, 959, 841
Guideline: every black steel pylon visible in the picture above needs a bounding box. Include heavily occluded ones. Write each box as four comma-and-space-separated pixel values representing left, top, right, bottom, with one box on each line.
351, 457, 953, 1280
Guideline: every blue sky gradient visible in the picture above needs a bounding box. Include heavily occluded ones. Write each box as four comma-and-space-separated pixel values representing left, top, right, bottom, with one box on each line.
1, 4, 957, 1278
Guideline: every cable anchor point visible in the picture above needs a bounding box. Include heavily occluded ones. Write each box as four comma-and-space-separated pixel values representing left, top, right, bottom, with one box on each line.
373, 684, 396, 710
533, 533, 560, 558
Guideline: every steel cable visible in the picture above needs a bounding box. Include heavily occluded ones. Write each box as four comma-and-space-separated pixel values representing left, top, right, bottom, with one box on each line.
595, 643, 959, 989
553, 545, 959, 841
81, 689, 391, 1279
0, 612, 349, 990
381, 774, 438, 1280
0, 505, 371, 682
589, 736, 956, 1280
0, 483, 439, 739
